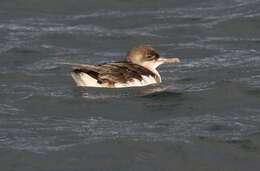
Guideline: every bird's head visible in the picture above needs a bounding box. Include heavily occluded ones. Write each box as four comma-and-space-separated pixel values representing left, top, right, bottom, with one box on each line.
127, 44, 180, 71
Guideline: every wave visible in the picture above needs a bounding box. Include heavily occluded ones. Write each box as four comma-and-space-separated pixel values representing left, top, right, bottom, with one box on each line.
0, 113, 259, 153
238, 75, 260, 88
0, 104, 22, 115
178, 53, 260, 69
67, 0, 260, 19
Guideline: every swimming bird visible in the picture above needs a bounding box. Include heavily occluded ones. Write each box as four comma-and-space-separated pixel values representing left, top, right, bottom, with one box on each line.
70, 44, 180, 88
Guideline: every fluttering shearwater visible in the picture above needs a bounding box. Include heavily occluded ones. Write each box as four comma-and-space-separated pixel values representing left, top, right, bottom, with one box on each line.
70, 44, 180, 88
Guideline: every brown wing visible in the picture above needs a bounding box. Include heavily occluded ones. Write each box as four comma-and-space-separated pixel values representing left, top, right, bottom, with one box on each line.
72, 61, 157, 86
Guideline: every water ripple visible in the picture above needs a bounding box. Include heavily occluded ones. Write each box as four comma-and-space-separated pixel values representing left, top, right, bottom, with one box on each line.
0, 113, 259, 153
0, 104, 22, 115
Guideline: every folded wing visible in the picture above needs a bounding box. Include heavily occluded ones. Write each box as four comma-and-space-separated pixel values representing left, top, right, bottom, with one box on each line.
70, 61, 159, 88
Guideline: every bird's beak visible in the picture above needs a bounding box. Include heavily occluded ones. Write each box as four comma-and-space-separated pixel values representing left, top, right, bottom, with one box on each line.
158, 57, 181, 63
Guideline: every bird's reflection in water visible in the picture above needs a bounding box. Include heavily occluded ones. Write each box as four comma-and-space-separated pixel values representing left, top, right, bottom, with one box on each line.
77, 83, 177, 99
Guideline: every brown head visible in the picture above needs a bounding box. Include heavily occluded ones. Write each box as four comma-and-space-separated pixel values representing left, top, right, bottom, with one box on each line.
126, 44, 180, 71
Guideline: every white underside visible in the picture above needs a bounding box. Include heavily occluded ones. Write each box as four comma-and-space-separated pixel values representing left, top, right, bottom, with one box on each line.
71, 72, 160, 88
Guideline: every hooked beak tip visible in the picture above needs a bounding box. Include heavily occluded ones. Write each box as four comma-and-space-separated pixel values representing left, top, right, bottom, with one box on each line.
173, 58, 181, 63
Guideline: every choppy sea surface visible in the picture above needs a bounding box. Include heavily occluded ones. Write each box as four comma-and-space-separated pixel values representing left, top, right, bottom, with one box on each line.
0, 0, 260, 170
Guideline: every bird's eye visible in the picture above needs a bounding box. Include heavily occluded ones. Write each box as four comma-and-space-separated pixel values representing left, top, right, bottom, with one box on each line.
146, 55, 155, 60
145, 51, 159, 60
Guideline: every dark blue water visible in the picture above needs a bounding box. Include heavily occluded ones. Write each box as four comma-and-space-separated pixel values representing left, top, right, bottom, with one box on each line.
1, 0, 260, 170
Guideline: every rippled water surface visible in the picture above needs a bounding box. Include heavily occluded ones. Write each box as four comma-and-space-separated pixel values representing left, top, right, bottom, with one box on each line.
1, 0, 260, 170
